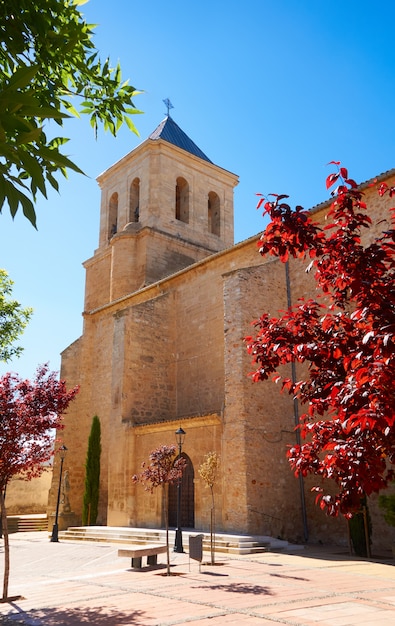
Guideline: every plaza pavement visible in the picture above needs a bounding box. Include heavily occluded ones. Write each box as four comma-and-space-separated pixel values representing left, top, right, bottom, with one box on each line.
0, 531, 394, 625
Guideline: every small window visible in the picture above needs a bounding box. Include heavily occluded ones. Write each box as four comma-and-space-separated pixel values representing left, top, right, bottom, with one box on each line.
175, 177, 189, 223
108, 192, 118, 239
208, 191, 220, 236
130, 178, 140, 223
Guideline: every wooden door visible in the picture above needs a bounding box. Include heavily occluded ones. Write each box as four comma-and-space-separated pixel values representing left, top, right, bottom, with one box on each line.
168, 453, 194, 528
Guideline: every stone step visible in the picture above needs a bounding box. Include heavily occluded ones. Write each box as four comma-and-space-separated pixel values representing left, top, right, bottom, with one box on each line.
60, 529, 266, 545
59, 533, 268, 553
57, 526, 279, 555
60, 532, 160, 544
7, 514, 47, 533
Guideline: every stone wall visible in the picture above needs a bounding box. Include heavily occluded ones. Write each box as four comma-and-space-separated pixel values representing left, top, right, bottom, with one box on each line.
7, 469, 51, 515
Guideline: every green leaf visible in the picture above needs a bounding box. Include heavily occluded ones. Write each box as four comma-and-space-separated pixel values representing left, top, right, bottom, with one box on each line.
3, 65, 39, 92
46, 172, 60, 193
0, 174, 6, 208
18, 150, 47, 197
38, 146, 85, 176
4, 180, 20, 217
14, 128, 43, 146
74, 0, 90, 8
19, 192, 37, 228
49, 137, 70, 148
62, 101, 80, 118
124, 116, 139, 135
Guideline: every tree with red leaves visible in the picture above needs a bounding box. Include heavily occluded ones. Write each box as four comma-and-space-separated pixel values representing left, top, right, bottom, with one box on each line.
133, 445, 186, 575
0, 365, 78, 601
246, 164, 395, 520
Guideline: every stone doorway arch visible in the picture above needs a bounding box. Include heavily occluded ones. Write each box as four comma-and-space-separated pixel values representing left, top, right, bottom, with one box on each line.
168, 453, 195, 528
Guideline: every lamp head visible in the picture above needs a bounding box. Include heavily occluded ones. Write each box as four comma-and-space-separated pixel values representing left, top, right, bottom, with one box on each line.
59, 444, 68, 460
175, 427, 186, 447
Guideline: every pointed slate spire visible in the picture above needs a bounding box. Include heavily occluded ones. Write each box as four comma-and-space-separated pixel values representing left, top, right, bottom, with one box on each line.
149, 116, 213, 164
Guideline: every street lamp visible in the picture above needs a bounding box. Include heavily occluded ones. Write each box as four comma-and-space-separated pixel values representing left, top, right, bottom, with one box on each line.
50, 444, 68, 542
174, 427, 186, 553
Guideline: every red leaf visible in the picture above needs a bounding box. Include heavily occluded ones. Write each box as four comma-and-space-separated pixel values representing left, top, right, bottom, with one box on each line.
378, 183, 388, 197
362, 331, 374, 344
326, 172, 340, 190
256, 197, 265, 210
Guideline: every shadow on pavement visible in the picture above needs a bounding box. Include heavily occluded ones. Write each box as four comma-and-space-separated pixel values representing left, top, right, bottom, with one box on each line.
193, 582, 273, 595
282, 544, 394, 565
270, 572, 309, 581
1, 605, 146, 625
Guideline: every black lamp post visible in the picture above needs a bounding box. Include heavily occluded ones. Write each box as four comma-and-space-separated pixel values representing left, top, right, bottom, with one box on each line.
174, 427, 186, 553
50, 444, 68, 542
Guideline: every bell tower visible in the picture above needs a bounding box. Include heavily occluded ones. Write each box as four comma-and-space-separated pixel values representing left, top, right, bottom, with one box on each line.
83, 115, 239, 311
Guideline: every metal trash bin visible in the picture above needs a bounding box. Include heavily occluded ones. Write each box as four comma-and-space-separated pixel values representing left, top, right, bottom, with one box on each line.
189, 533, 203, 572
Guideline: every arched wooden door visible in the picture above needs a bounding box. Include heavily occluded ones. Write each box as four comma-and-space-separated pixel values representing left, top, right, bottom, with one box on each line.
168, 453, 195, 528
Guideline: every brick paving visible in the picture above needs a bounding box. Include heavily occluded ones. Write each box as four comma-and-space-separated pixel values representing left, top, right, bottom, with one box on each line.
0, 532, 394, 625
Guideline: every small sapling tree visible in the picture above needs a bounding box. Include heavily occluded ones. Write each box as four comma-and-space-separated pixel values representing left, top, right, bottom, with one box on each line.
198, 452, 220, 564
0, 365, 78, 600
82, 415, 101, 526
246, 164, 395, 522
0, 268, 32, 542
133, 445, 186, 575
0, 270, 32, 363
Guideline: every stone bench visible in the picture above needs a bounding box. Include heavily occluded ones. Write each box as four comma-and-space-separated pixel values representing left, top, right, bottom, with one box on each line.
118, 544, 167, 569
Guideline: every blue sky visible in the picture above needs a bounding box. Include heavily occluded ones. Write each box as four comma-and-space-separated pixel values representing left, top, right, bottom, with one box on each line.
1, 0, 394, 380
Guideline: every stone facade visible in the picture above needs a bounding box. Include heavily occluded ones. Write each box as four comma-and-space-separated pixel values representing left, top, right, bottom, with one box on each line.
48, 116, 395, 552
7, 470, 51, 515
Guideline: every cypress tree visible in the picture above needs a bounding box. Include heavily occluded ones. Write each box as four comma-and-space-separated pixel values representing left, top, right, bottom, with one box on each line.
82, 415, 101, 526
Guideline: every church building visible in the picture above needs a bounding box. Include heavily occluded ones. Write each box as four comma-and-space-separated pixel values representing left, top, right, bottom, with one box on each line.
49, 115, 394, 550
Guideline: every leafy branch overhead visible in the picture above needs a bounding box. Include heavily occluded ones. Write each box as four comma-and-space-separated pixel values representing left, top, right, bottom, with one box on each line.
0, 0, 142, 227
247, 164, 395, 517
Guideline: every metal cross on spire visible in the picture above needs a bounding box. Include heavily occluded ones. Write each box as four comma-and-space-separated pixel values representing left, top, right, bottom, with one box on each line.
163, 98, 174, 117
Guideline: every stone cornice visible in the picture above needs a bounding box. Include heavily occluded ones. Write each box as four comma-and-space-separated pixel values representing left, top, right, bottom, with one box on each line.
132, 413, 221, 435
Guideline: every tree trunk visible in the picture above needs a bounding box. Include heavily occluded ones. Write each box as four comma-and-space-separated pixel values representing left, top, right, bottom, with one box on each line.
0, 490, 9, 601
210, 486, 216, 565
163, 484, 170, 576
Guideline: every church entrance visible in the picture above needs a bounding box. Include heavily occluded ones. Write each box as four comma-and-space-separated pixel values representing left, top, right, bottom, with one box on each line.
168, 453, 195, 528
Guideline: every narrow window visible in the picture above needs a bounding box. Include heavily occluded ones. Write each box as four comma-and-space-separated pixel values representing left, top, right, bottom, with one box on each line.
208, 191, 220, 236
129, 178, 140, 223
175, 177, 189, 223
108, 192, 118, 239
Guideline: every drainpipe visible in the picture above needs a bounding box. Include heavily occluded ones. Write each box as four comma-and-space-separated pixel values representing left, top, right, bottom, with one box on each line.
285, 261, 309, 542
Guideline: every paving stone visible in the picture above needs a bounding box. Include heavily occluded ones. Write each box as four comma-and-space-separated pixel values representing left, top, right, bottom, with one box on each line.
0, 532, 394, 625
